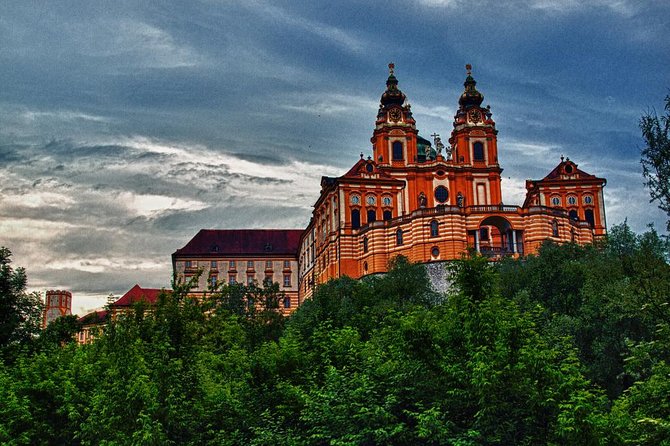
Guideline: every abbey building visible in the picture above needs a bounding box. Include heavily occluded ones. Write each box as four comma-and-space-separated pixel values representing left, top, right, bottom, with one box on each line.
172, 65, 606, 308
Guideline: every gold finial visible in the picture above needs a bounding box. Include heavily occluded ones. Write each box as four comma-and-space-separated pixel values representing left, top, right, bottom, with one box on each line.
465, 64, 472, 76
388, 62, 395, 76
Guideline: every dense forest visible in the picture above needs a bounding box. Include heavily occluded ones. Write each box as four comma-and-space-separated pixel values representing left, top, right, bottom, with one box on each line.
0, 222, 669, 445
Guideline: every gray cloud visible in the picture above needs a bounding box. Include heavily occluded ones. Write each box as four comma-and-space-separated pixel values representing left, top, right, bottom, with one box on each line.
1, 0, 668, 311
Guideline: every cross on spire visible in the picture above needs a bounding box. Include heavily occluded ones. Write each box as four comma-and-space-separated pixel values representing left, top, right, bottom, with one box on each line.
388, 62, 395, 76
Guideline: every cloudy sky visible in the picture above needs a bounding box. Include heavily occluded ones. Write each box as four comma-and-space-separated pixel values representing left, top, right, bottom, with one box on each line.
1, 0, 668, 314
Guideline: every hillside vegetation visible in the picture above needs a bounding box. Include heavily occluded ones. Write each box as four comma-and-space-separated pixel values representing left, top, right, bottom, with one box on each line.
1, 222, 669, 445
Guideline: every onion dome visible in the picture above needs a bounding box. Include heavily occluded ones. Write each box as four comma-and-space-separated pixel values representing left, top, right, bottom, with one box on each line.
458, 64, 484, 108
380, 63, 406, 107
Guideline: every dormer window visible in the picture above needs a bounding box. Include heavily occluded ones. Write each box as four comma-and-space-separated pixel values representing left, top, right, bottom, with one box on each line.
365, 163, 374, 173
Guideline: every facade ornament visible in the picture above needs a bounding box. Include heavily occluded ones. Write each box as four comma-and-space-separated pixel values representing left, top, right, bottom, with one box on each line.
418, 192, 427, 208
457, 192, 464, 208
431, 133, 444, 156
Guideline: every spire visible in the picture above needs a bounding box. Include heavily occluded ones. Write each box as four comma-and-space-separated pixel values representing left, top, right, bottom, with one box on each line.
458, 63, 484, 108
380, 62, 406, 107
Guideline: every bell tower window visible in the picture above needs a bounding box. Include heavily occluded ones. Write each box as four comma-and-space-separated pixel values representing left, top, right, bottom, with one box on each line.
392, 141, 403, 160
473, 142, 485, 161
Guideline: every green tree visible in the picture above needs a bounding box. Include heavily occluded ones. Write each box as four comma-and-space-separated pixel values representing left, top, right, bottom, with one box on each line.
640, 94, 670, 231
0, 247, 43, 357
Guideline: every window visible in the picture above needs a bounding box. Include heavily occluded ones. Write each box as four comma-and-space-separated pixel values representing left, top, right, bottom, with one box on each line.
551, 196, 561, 206
247, 276, 255, 286
229, 260, 236, 269
392, 141, 403, 160
247, 260, 254, 269
382, 196, 392, 206
283, 296, 291, 309
366, 195, 376, 205
365, 162, 373, 172
584, 195, 593, 205
569, 209, 578, 221
229, 275, 236, 285
185, 260, 192, 268
283, 260, 291, 269
568, 196, 577, 205
473, 142, 485, 161
367, 209, 376, 224
363, 236, 368, 253
434, 186, 449, 203
383, 210, 392, 221
480, 227, 489, 241
265, 274, 273, 284
265, 260, 273, 269
210, 276, 217, 288
283, 274, 291, 287
350, 194, 360, 205
211, 260, 217, 269
351, 209, 360, 229
396, 229, 403, 245
552, 220, 559, 237
431, 246, 440, 258
430, 220, 439, 237
585, 209, 595, 227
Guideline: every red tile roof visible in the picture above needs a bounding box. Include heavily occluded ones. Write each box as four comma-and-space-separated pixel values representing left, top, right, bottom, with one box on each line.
173, 229, 303, 257
111, 284, 165, 307
78, 309, 108, 325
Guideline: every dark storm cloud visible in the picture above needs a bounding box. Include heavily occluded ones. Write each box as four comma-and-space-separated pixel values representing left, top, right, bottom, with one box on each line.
1, 0, 668, 310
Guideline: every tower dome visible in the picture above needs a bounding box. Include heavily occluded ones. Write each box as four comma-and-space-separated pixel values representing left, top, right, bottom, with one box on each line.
458, 64, 484, 108
380, 63, 406, 107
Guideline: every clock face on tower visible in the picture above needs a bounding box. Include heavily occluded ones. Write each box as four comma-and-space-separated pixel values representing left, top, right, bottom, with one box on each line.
468, 109, 481, 124
389, 108, 402, 122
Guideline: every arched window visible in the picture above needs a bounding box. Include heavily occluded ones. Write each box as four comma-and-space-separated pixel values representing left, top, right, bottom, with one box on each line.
363, 236, 368, 253
569, 210, 578, 221
392, 141, 403, 160
351, 209, 360, 229
473, 142, 485, 161
430, 220, 439, 237
367, 209, 376, 224
552, 219, 559, 237
585, 209, 595, 227
396, 229, 403, 245
383, 210, 392, 221
283, 296, 291, 309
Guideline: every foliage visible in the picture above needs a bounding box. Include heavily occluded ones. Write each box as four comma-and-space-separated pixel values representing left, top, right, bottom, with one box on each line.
0, 247, 43, 358
640, 94, 670, 231
0, 247, 668, 444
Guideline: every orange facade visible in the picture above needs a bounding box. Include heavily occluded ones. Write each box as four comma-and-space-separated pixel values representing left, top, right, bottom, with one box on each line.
297, 64, 606, 299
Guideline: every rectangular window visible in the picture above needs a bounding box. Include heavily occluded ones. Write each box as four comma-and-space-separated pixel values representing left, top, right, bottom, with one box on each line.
210, 276, 217, 288
283, 274, 291, 287
480, 228, 489, 241
266, 260, 273, 269
210, 260, 217, 269
229, 275, 236, 285
247, 260, 254, 269
265, 274, 273, 283
247, 276, 255, 286
283, 260, 290, 269
229, 260, 236, 269
283, 296, 291, 309
185, 260, 192, 268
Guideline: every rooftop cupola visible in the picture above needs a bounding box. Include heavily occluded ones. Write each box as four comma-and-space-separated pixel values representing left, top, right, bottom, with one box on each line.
458, 64, 484, 109
380, 63, 406, 107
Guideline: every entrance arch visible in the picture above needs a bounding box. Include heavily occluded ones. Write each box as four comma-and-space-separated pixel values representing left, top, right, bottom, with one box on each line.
474, 216, 523, 257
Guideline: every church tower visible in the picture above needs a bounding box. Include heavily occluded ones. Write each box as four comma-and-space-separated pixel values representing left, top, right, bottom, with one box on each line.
448, 65, 503, 206
371, 63, 420, 167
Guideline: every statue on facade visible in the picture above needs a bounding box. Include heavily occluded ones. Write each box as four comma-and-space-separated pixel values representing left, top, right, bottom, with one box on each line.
418, 192, 427, 208
431, 133, 444, 157
457, 192, 464, 208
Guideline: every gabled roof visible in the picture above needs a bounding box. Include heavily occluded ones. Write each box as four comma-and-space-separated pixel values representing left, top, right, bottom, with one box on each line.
173, 229, 303, 257
79, 309, 108, 325
340, 158, 399, 181
533, 158, 605, 184
111, 284, 165, 308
